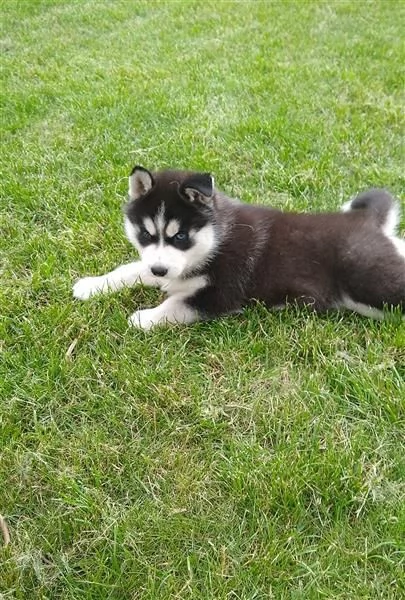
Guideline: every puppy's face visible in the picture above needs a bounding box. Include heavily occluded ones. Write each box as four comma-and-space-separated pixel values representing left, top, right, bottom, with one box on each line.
124, 167, 217, 280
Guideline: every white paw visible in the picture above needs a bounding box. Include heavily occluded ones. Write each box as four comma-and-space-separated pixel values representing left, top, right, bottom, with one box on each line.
128, 308, 164, 330
73, 276, 105, 300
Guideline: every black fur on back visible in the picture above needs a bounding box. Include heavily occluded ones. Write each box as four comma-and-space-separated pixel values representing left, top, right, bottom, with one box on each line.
188, 186, 404, 317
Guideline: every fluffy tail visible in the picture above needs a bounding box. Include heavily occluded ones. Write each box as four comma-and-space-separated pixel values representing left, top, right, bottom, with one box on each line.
343, 188, 400, 236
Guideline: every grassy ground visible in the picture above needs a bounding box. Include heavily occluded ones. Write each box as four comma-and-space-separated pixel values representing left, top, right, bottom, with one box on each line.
1, 0, 404, 598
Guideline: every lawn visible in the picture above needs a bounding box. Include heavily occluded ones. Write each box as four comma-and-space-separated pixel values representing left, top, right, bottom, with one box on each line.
1, 0, 404, 598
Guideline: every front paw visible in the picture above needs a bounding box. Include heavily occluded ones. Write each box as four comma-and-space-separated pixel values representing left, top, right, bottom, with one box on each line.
128, 308, 163, 330
73, 276, 105, 300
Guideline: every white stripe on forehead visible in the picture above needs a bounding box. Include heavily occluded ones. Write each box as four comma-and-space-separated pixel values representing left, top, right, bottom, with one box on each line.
155, 204, 166, 238
165, 219, 180, 238
143, 217, 156, 236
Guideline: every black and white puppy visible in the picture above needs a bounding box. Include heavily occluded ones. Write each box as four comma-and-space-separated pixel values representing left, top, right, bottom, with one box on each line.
73, 166, 405, 329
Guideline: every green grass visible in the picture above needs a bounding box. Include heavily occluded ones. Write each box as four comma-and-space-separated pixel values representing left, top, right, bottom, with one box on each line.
1, 0, 405, 597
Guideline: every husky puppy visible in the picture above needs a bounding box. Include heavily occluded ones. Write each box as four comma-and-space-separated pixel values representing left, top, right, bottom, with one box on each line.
73, 166, 405, 329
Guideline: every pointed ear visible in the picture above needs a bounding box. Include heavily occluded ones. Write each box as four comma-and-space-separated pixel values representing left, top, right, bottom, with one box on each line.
180, 173, 214, 205
128, 166, 154, 200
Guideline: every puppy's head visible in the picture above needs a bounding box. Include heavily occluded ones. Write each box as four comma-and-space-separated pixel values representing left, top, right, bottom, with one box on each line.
124, 166, 217, 280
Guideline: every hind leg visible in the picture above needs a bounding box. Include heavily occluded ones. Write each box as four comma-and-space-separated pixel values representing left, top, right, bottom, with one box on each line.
341, 191, 404, 315
340, 238, 405, 316
340, 295, 385, 319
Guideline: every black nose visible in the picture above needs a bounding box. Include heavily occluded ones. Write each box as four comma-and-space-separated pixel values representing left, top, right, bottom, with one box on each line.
151, 265, 168, 277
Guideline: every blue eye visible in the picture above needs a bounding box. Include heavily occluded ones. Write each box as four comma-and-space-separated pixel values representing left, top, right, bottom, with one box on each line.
174, 231, 188, 242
